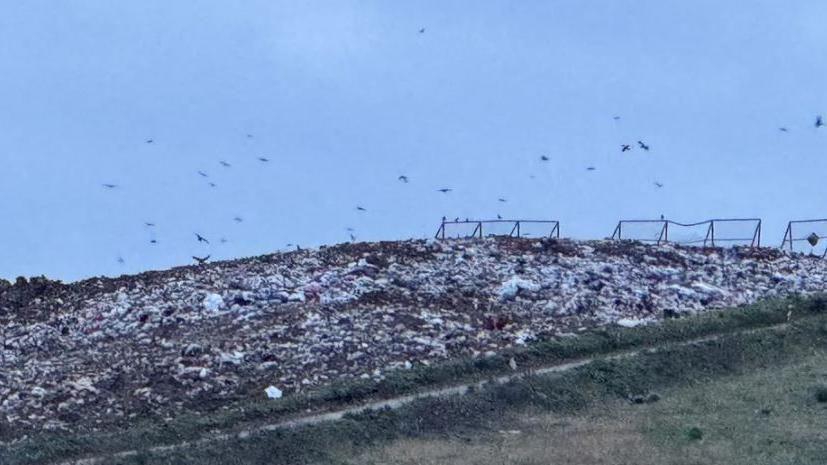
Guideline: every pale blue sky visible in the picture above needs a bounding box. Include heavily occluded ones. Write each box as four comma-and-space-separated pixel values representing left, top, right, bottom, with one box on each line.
1, 1, 826, 281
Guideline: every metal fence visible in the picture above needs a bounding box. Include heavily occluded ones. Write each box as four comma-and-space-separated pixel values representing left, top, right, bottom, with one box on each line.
781, 219, 827, 257
610, 218, 762, 247
434, 219, 560, 239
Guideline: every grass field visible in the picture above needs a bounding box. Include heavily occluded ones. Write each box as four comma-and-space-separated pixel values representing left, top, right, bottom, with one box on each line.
5, 295, 827, 464
354, 353, 827, 465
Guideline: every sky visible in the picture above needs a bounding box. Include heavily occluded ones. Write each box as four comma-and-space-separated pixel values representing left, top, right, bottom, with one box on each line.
1, 1, 826, 282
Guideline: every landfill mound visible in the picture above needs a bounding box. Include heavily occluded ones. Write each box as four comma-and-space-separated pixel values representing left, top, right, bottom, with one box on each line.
0, 237, 824, 438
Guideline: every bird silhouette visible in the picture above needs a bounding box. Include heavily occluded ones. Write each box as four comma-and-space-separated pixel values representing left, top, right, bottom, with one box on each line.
621, 144, 631, 152
638, 141, 650, 151
586, 166, 596, 171
198, 171, 209, 177
246, 134, 254, 138
779, 127, 789, 132
117, 256, 125, 264
454, 217, 460, 222
219, 160, 231, 167
349, 233, 356, 242
145, 222, 155, 227
195, 233, 210, 244
208, 182, 217, 188
220, 237, 228, 244
102, 184, 118, 189
356, 206, 366, 211
419, 27, 425, 33
817, 116, 824, 128
498, 198, 507, 203
654, 182, 664, 188
437, 188, 452, 193
258, 157, 270, 162
346, 227, 355, 232
540, 155, 549, 161
233, 216, 243, 223
398, 175, 409, 183
193, 255, 210, 264
613, 116, 621, 120
497, 214, 503, 219
660, 214, 665, 220
150, 239, 158, 244
145, 139, 153, 144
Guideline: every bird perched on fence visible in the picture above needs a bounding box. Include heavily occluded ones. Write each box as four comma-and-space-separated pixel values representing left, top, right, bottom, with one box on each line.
193, 255, 210, 265
807, 232, 820, 247
398, 175, 409, 183
621, 144, 631, 152
497, 214, 503, 219
195, 233, 210, 244
638, 141, 650, 151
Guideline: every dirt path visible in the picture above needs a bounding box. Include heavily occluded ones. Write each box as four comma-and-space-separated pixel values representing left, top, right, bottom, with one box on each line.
57, 323, 788, 465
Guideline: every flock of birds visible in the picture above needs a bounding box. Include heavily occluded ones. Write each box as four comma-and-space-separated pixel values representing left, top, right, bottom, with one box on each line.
103, 111, 826, 267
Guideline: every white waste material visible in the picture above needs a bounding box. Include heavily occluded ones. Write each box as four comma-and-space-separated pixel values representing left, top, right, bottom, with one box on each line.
265, 386, 283, 399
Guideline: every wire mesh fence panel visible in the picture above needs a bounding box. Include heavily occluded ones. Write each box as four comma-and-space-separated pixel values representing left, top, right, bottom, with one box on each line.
781, 220, 827, 256
662, 223, 710, 245
612, 221, 667, 243
438, 221, 482, 239
707, 219, 761, 247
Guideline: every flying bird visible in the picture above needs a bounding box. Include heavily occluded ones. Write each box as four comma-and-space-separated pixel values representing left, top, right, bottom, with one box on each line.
208, 182, 217, 188
356, 206, 366, 211
257, 157, 270, 162
116, 256, 125, 264
219, 160, 231, 167
193, 255, 210, 265
498, 198, 507, 202
779, 127, 789, 132
220, 237, 228, 244
102, 184, 118, 189
613, 116, 621, 120
346, 227, 354, 232
233, 216, 243, 223
817, 116, 824, 128
621, 144, 631, 152
586, 166, 596, 171
150, 239, 158, 244
654, 182, 664, 188
195, 233, 210, 244
638, 141, 650, 151
144, 222, 155, 227
398, 175, 409, 183
145, 139, 153, 144
198, 171, 209, 177
437, 188, 452, 193
419, 27, 425, 33
540, 155, 549, 161
246, 134, 254, 138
